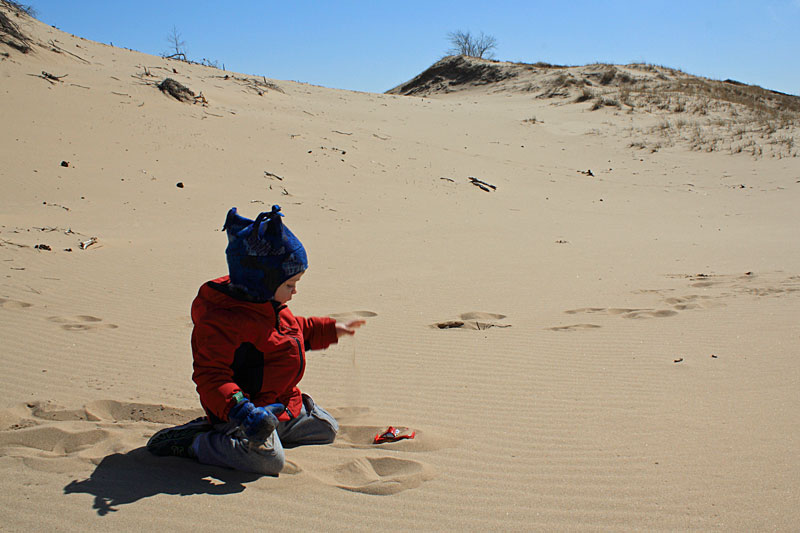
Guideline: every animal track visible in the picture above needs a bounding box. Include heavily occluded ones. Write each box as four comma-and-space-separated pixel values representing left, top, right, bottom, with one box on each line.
432, 312, 510, 330
48, 315, 118, 331
0, 298, 33, 310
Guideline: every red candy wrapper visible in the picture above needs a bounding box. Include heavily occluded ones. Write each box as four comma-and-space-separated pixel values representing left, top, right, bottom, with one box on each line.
373, 426, 416, 444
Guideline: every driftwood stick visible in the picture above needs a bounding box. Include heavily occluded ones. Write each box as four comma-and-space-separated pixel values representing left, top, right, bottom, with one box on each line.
468, 176, 497, 191
48, 40, 90, 63
163, 52, 187, 61
41, 71, 67, 82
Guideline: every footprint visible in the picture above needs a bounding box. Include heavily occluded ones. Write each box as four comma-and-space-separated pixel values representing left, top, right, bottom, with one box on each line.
547, 323, 602, 332
621, 310, 678, 319
82, 400, 204, 424
433, 320, 465, 329
459, 312, 506, 320
322, 456, 434, 495
4, 400, 204, 427
48, 315, 118, 331
0, 298, 33, 310
329, 310, 378, 319
565, 307, 647, 315
607, 308, 648, 315
432, 312, 510, 330
564, 307, 606, 315
26, 401, 90, 422
0, 400, 208, 475
0, 425, 109, 455
664, 294, 724, 311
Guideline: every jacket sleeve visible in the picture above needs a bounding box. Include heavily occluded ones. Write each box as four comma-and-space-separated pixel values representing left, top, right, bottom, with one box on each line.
191, 310, 243, 422
296, 315, 339, 351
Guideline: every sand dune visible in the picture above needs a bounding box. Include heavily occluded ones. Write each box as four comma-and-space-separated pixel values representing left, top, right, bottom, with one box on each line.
2, 4, 799, 531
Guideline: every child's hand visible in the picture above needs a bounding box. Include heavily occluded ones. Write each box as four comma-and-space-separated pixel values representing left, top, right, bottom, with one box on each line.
229, 399, 284, 444
336, 319, 365, 338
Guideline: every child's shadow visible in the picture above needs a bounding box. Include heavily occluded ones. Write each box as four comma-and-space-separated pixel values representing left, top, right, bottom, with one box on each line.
63, 447, 259, 515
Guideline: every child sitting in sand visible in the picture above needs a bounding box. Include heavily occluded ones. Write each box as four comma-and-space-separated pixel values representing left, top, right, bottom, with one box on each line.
147, 205, 364, 475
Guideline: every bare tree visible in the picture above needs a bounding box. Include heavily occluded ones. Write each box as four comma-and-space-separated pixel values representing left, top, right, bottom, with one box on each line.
164, 25, 187, 61
447, 30, 497, 59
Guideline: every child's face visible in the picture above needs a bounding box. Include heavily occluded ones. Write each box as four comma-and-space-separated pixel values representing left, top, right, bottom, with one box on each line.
272, 272, 304, 305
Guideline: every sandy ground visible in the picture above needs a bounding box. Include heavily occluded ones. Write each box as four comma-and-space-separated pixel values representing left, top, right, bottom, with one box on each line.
1, 9, 799, 532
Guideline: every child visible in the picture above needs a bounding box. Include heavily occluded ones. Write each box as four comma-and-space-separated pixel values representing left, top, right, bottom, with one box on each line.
147, 205, 364, 475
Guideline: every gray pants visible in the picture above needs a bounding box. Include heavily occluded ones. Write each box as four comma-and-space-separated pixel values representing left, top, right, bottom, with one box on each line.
192, 394, 338, 476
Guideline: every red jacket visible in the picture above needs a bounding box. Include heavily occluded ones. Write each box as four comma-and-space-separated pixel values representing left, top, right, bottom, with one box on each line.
191, 276, 338, 424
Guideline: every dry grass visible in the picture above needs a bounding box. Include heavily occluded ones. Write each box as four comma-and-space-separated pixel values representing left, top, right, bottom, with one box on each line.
0, 0, 33, 53
576, 64, 800, 159
627, 114, 798, 159
389, 55, 798, 159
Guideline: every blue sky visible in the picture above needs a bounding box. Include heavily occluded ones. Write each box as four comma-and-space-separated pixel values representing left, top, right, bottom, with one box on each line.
27, 0, 800, 95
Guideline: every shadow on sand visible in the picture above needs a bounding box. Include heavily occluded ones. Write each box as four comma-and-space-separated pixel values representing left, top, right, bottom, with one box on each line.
64, 447, 260, 515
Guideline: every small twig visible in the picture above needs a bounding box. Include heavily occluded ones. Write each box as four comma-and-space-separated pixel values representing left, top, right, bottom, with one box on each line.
41, 71, 67, 82
333, 130, 353, 135
468, 176, 497, 191
79, 237, 98, 250
264, 171, 283, 181
43, 201, 70, 211
163, 52, 187, 61
2, 239, 28, 248
48, 40, 90, 63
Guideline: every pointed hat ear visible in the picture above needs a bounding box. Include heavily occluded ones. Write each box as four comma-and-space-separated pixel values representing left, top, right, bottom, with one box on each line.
223, 207, 254, 242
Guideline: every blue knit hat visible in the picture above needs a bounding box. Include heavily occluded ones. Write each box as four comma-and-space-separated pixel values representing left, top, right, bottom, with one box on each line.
223, 205, 307, 302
